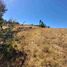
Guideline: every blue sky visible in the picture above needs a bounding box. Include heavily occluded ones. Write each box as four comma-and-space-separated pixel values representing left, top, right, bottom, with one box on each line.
3, 0, 67, 28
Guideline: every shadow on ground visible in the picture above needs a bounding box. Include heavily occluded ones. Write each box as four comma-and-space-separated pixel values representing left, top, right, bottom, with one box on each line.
0, 44, 27, 67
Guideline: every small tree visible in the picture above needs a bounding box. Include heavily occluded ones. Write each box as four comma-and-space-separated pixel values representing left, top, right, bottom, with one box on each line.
0, 0, 7, 30
39, 20, 46, 28
47, 26, 50, 28
0, 0, 6, 18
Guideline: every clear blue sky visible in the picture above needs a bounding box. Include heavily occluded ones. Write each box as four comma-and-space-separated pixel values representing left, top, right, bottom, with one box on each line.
3, 0, 67, 28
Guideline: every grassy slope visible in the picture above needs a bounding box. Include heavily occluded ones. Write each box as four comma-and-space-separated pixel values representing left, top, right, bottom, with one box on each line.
13, 27, 67, 67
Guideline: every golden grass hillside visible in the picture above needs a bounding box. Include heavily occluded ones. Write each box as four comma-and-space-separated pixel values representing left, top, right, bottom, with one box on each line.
12, 25, 67, 67
0, 25, 67, 67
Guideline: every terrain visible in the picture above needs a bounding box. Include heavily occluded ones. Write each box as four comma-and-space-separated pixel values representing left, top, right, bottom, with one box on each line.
0, 25, 67, 67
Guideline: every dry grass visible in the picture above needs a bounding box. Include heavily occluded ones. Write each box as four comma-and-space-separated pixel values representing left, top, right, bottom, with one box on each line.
0, 25, 67, 67
12, 26, 67, 67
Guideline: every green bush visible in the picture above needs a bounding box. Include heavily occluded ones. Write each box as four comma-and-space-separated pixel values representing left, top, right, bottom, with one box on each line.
0, 22, 14, 60
0, 44, 16, 60
39, 20, 46, 28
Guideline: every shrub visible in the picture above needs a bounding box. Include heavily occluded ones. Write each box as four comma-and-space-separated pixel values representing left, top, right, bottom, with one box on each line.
0, 44, 16, 60
39, 20, 46, 28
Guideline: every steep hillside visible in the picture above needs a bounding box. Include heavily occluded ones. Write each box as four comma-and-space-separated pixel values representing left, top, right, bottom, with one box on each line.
0, 25, 67, 67
13, 27, 67, 67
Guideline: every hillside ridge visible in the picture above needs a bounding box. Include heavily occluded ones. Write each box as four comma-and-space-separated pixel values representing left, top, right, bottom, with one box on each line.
0, 24, 67, 67
13, 26, 67, 67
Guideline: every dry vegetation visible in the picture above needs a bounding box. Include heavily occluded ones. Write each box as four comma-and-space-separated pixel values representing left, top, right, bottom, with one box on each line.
0, 0, 67, 66
8, 25, 67, 67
